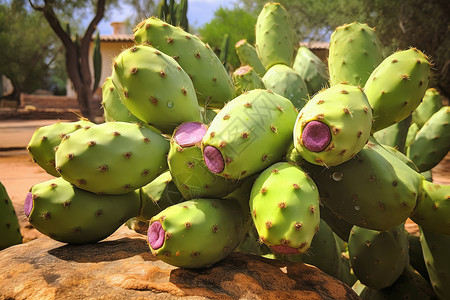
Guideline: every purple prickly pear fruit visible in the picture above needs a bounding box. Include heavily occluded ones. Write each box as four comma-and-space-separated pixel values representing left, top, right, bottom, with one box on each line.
148, 221, 165, 249
173, 122, 207, 147
24, 192, 33, 218
302, 120, 332, 152
203, 146, 225, 174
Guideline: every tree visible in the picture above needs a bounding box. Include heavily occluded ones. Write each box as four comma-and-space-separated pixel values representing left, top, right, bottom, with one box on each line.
0, 0, 64, 102
239, 0, 450, 99
198, 6, 258, 70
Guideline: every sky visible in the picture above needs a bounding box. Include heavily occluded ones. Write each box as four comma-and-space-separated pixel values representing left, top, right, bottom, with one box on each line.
96, 0, 241, 35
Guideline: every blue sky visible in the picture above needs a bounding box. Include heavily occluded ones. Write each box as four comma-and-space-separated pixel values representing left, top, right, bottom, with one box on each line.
97, 0, 241, 34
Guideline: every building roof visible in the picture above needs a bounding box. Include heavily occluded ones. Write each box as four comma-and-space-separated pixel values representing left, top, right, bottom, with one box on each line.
98, 34, 134, 42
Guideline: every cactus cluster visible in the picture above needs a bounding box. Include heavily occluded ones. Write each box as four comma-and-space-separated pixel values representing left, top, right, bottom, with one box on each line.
13, 4, 448, 299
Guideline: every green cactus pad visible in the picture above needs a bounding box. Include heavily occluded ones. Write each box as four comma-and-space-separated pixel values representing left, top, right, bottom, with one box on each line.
262, 63, 309, 110
410, 179, 450, 236
235, 39, 266, 77
358, 265, 435, 300
407, 106, 450, 172
255, 2, 297, 69
25, 177, 140, 244
294, 83, 373, 167
250, 162, 320, 255
302, 138, 423, 231
364, 48, 431, 133
0, 181, 22, 250
111, 44, 201, 133
373, 115, 412, 154
292, 46, 328, 95
201, 89, 298, 180
232, 65, 265, 96
55, 122, 169, 194
138, 171, 184, 221
168, 122, 241, 199
412, 88, 443, 128
133, 17, 234, 108
328, 22, 383, 87
27, 119, 94, 177
147, 198, 245, 268
420, 228, 450, 299
348, 224, 409, 289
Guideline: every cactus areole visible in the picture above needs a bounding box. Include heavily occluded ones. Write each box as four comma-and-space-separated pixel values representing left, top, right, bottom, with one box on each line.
148, 221, 165, 249
203, 146, 225, 174
174, 122, 208, 148
301, 120, 332, 152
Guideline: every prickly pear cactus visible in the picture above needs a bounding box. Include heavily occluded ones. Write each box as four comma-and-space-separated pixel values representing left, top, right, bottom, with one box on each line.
249, 162, 320, 255
328, 22, 383, 87
364, 48, 431, 133
409, 179, 450, 236
235, 39, 266, 77
55, 122, 169, 194
0, 181, 22, 250
373, 115, 412, 154
27, 119, 94, 177
25, 177, 140, 244
168, 122, 241, 199
111, 44, 201, 133
407, 106, 450, 172
201, 89, 298, 180
232, 65, 265, 96
138, 170, 185, 221
302, 138, 422, 231
262, 63, 309, 110
412, 88, 443, 128
348, 224, 409, 289
358, 265, 436, 300
293, 83, 373, 167
133, 17, 234, 108
420, 228, 450, 300
255, 2, 297, 69
292, 46, 328, 95
147, 198, 245, 268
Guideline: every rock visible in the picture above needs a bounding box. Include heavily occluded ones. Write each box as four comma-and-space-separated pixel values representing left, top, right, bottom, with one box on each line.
0, 231, 360, 300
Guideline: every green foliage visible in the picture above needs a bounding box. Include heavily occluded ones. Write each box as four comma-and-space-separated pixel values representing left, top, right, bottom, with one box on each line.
0, 1, 65, 100
156, 0, 188, 31
198, 6, 257, 70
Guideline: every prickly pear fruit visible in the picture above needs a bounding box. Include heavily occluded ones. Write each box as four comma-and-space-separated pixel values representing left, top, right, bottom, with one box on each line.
111, 44, 201, 133
302, 138, 422, 231
328, 22, 383, 87
293, 83, 373, 167
250, 162, 320, 255
27, 119, 94, 177
133, 17, 234, 108
292, 46, 328, 95
358, 265, 435, 300
235, 39, 266, 77
410, 180, 450, 236
202, 89, 298, 179
138, 170, 184, 221
55, 122, 169, 194
420, 228, 450, 300
232, 65, 265, 96
25, 177, 140, 244
348, 224, 409, 289
413, 88, 443, 128
262, 63, 309, 110
147, 198, 245, 268
364, 48, 431, 133
168, 122, 241, 199
0, 181, 22, 250
407, 106, 450, 172
255, 2, 297, 69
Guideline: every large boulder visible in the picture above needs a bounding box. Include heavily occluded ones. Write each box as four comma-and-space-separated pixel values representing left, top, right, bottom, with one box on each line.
0, 231, 359, 300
